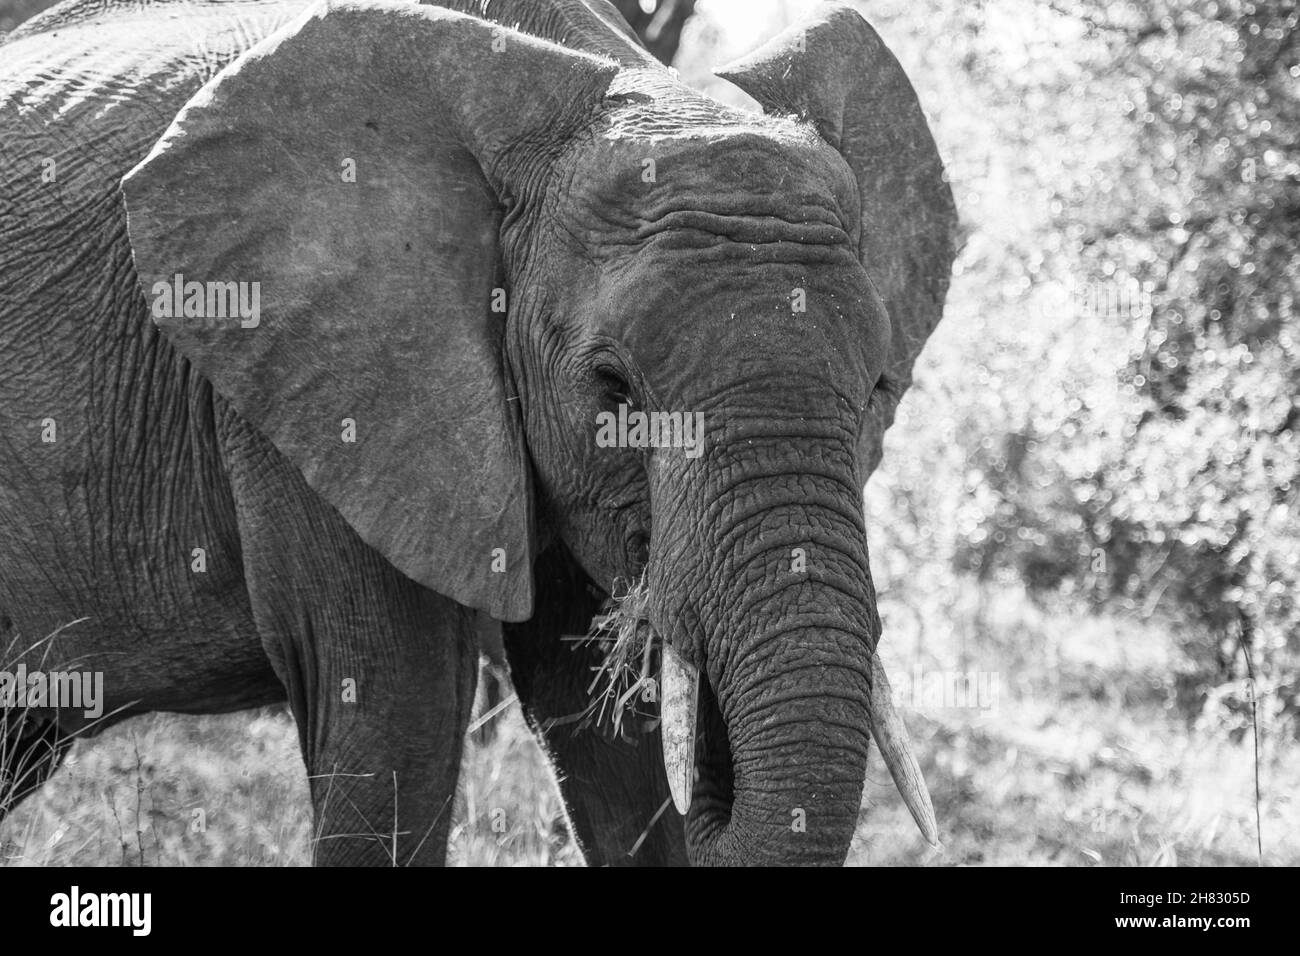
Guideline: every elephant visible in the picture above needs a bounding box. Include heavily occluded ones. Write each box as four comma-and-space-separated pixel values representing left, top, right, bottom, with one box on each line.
0, 0, 958, 865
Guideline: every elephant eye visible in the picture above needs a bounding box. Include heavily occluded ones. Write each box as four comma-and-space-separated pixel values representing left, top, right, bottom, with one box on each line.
594, 366, 634, 407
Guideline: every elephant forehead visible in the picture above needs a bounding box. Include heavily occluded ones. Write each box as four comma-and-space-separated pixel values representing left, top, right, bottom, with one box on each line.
617, 253, 882, 344
576, 245, 889, 405
568, 122, 861, 238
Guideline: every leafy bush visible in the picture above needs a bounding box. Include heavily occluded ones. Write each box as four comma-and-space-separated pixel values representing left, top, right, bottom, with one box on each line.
858, 0, 1298, 733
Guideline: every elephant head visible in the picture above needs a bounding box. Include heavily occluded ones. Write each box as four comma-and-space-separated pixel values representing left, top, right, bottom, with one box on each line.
122, 0, 957, 865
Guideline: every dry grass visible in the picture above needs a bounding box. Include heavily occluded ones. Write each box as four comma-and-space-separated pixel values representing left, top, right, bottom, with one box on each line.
0, 708, 309, 866
2, 585, 1296, 866
571, 574, 657, 736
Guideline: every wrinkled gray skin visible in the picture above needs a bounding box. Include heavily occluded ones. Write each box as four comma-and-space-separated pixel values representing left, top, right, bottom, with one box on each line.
0, 0, 956, 865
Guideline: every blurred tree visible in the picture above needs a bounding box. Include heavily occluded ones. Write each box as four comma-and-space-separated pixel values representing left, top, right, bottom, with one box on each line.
889, 0, 1300, 730
610, 0, 696, 64
1065, 0, 1299, 726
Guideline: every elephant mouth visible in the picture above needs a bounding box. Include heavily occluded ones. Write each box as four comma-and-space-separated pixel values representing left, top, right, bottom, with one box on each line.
592, 574, 937, 855
657, 639, 938, 849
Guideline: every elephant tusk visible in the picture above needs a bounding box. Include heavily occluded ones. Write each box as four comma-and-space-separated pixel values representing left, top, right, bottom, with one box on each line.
868, 654, 940, 847
659, 640, 699, 815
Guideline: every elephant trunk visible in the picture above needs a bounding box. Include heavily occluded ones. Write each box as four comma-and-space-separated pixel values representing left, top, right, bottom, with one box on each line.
648, 428, 879, 866
689, 624, 874, 866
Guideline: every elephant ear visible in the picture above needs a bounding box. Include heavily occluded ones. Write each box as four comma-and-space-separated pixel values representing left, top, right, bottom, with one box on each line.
122, 0, 619, 621
716, 3, 959, 479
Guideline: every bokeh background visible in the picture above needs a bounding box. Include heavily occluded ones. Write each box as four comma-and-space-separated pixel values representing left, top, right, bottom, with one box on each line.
2, 0, 1296, 866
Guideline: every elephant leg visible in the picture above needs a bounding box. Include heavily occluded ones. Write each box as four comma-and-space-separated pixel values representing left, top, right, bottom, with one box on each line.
220, 417, 476, 866
503, 545, 687, 866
